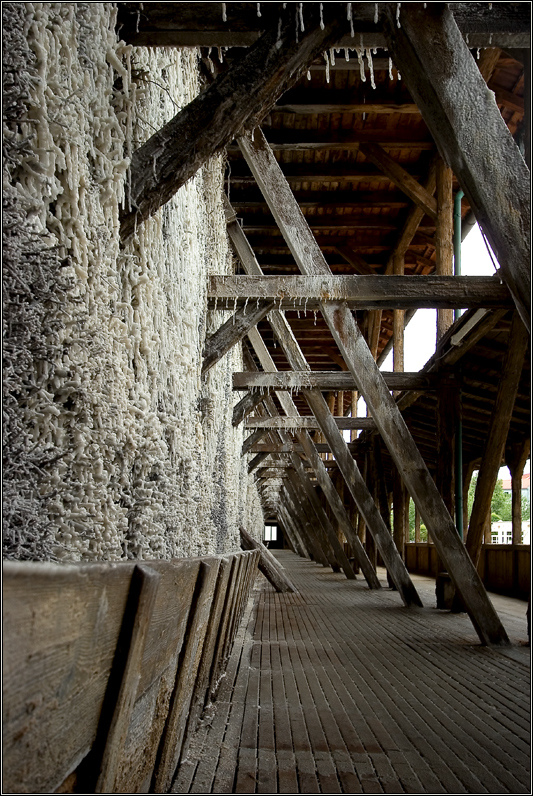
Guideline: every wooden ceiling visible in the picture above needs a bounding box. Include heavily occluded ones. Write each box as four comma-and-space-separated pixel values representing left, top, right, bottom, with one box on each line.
116, 2, 530, 470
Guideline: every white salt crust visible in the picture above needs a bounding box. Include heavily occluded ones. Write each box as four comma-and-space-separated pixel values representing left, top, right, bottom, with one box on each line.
16, 3, 264, 561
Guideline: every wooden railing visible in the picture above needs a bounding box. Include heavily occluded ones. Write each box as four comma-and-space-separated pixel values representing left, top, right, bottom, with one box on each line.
2, 550, 260, 794
404, 543, 530, 600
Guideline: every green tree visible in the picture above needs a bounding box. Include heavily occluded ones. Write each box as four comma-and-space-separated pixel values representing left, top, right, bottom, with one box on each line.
466, 474, 514, 524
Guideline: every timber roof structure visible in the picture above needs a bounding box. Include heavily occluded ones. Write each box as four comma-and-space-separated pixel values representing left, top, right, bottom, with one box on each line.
115, 2, 530, 645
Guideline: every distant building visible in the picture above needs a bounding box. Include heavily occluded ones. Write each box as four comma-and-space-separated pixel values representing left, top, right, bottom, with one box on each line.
491, 520, 530, 545
501, 472, 530, 500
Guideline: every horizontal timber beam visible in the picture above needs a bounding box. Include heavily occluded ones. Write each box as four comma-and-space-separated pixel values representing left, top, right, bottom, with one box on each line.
227, 130, 434, 150
117, 3, 531, 49
245, 416, 376, 430
233, 371, 437, 392
208, 275, 512, 310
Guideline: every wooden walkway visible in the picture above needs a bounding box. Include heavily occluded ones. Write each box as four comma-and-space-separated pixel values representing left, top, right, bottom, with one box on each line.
172, 551, 530, 794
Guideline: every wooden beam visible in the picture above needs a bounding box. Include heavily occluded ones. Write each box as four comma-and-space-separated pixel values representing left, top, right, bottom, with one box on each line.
228, 129, 434, 151
244, 416, 376, 431
231, 189, 411, 210
290, 454, 357, 580
239, 526, 297, 593
294, 428, 381, 590
117, 3, 531, 49
239, 127, 510, 645
381, 2, 530, 331
119, 3, 354, 240
242, 428, 269, 455
232, 388, 273, 427
202, 300, 275, 374
359, 142, 438, 219
505, 439, 531, 547
334, 245, 376, 276
226, 162, 423, 184
226, 219, 380, 587
208, 275, 512, 310
465, 313, 529, 567
233, 371, 438, 392
275, 90, 420, 114
436, 158, 454, 342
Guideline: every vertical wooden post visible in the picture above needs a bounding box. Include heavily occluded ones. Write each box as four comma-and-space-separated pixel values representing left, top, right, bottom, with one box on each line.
466, 313, 529, 567
436, 157, 454, 342
522, 48, 531, 169
437, 376, 456, 518
393, 468, 407, 562
462, 461, 476, 542
350, 390, 358, 442
393, 253, 405, 399
415, 505, 421, 543
506, 439, 530, 546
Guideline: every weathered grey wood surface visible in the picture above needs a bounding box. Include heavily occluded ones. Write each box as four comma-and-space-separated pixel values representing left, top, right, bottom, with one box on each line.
244, 415, 376, 430
178, 557, 233, 766
208, 274, 511, 309
240, 525, 296, 593
226, 199, 395, 590
96, 564, 161, 794
233, 371, 437, 391
3, 552, 259, 795
381, 2, 530, 330
3, 561, 137, 794
153, 558, 221, 793
359, 142, 437, 218
202, 300, 275, 374
466, 313, 530, 567
117, 2, 531, 48
109, 559, 201, 793
239, 128, 509, 643
119, 3, 359, 240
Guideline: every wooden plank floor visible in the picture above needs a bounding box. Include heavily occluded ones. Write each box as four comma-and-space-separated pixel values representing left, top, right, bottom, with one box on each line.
172, 552, 530, 794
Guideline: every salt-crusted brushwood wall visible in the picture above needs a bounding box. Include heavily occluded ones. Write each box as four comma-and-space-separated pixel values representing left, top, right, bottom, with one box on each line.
3, 2, 264, 562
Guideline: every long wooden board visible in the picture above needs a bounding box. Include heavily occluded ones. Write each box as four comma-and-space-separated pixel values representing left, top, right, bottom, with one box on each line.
109, 559, 201, 793
208, 274, 511, 309
152, 558, 221, 793
3, 561, 137, 794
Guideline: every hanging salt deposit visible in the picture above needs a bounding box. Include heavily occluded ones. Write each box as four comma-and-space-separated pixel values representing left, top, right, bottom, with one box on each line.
5, 3, 264, 562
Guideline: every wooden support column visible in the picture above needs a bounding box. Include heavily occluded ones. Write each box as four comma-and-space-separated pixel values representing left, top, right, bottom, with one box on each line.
393, 467, 408, 562
286, 469, 338, 570
414, 506, 421, 543
462, 460, 476, 543
282, 479, 325, 565
437, 376, 457, 520
290, 454, 356, 580
350, 390, 358, 443
436, 157, 454, 342
466, 313, 529, 567
381, 2, 530, 330
393, 253, 405, 398
278, 494, 308, 560
239, 128, 509, 644
506, 439, 530, 546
